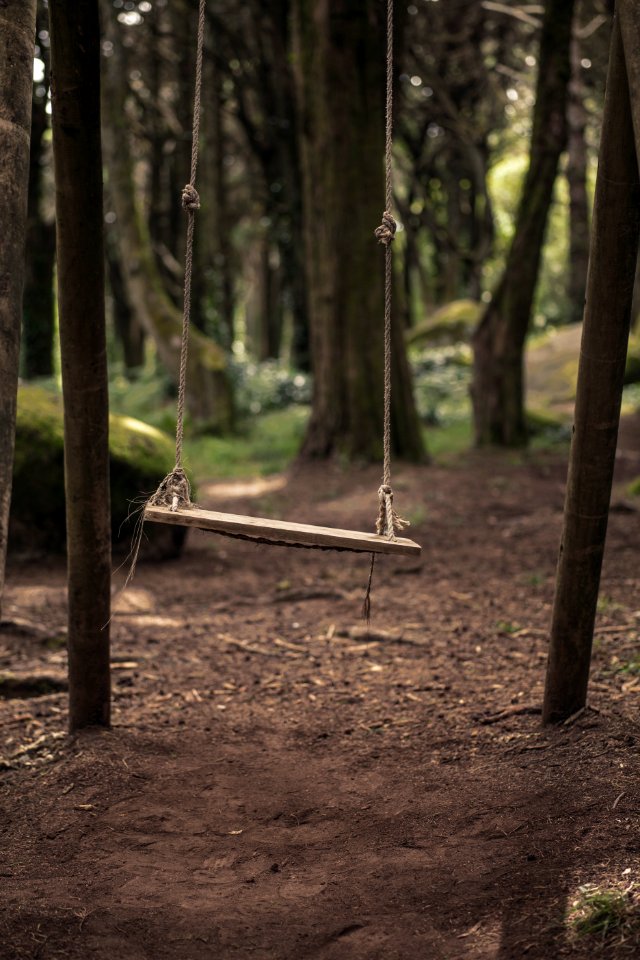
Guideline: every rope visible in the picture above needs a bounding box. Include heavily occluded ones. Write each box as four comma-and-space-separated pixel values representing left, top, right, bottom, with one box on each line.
365, 0, 409, 622
147, 0, 206, 514
373, 0, 406, 542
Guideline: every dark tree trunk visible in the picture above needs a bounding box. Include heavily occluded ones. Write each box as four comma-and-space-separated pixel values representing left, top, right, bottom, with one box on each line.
23, 12, 56, 380
471, 0, 575, 447
543, 12, 640, 724
0, 0, 37, 617
106, 231, 146, 371
49, 0, 111, 730
566, 7, 591, 327
292, 0, 424, 462
193, 53, 235, 349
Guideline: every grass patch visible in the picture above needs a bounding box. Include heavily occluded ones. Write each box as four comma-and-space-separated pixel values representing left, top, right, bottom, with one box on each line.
183, 406, 309, 482
424, 418, 473, 460
568, 885, 640, 942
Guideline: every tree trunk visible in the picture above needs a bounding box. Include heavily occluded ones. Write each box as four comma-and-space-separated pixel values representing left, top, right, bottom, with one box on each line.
0, 0, 37, 619
566, 6, 591, 327
193, 52, 235, 349
100, 0, 234, 431
23, 12, 56, 380
543, 12, 640, 724
49, 0, 111, 730
471, 0, 575, 447
106, 230, 146, 372
292, 0, 424, 462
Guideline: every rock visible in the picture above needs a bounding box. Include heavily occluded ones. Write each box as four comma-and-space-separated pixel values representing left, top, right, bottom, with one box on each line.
9, 384, 188, 560
406, 300, 482, 348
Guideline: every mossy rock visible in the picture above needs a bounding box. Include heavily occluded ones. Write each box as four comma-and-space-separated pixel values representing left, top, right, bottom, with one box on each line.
10, 385, 188, 560
625, 334, 640, 385
407, 300, 482, 348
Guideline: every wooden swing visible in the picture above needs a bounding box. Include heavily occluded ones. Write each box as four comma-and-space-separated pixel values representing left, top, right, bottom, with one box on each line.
143, 0, 420, 562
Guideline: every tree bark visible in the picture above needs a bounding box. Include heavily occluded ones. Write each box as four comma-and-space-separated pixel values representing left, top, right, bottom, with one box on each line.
292, 0, 425, 462
543, 13, 640, 724
471, 0, 575, 447
0, 0, 37, 619
49, 0, 111, 730
566, 7, 591, 327
23, 11, 56, 380
100, 0, 234, 430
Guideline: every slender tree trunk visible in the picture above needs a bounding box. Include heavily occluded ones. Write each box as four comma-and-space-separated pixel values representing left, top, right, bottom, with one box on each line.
49, 0, 111, 730
23, 12, 56, 380
292, 0, 424, 462
620, 0, 640, 335
193, 53, 235, 349
471, 0, 575, 446
0, 0, 37, 618
566, 7, 591, 327
543, 13, 640, 724
106, 231, 146, 371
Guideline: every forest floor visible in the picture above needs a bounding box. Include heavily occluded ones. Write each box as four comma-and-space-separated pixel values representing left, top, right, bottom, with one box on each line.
2, 415, 640, 959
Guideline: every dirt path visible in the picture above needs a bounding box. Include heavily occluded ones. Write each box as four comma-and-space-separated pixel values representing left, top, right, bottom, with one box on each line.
2, 421, 640, 959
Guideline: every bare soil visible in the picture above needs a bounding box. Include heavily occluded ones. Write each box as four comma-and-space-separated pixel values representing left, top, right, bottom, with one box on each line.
2, 417, 640, 959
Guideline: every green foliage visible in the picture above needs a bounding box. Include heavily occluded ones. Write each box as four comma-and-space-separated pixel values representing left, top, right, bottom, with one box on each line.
230, 358, 311, 417
10, 384, 187, 557
411, 345, 472, 426
486, 151, 575, 327
184, 406, 309, 481
568, 885, 640, 941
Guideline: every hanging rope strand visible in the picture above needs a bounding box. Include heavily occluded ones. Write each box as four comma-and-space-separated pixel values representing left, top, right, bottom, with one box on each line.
374, 0, 408, 542
174, 0, 206, 471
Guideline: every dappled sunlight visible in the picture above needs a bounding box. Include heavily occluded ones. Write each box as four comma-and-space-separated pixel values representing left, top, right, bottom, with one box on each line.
199, 474, 288, 502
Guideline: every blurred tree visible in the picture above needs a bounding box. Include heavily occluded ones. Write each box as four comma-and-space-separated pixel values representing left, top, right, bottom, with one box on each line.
100, 0, 235, 431
210, 0, 310, 368
49, 0, 111, 729
22, 2, 56, 379
292, 0, 424, 461
0, 0, 37, 617
472, 0, 575, 447
565, 3, 607, 327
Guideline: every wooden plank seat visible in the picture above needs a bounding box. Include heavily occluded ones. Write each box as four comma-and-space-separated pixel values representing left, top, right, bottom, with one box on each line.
145, 504, 421, 557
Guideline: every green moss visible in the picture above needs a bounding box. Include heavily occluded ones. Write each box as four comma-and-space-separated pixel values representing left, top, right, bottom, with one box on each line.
407, 300, 482, 348
630, 476, 640, 497
10, 385, 187, 557
625, 334, 640, 385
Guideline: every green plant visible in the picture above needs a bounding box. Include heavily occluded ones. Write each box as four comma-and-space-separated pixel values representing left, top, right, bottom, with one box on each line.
568, 885, 640, 941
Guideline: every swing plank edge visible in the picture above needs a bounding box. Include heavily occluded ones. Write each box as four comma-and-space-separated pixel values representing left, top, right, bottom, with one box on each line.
145, 505, 421, 557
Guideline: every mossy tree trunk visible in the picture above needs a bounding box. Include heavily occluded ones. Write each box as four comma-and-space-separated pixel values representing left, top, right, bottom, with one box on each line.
23, 5, 56, 380
49, 0, 111, 730
543, 12, 640, 723
100, 0, 234, 431
0, 0, 37, 618
471, 0, 575, 447
292, 0, 424, 462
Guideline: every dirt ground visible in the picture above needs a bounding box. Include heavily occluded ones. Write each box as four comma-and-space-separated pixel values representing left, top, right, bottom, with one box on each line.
2, 417, 640, 959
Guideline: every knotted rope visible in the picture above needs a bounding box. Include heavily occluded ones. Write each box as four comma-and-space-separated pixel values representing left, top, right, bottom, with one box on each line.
125, 0, 205, 585
151, 0, 206, 510
363, 0, 409, 622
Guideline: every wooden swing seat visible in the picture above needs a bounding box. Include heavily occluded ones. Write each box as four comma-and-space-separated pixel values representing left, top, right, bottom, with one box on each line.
145, 504, 421, 557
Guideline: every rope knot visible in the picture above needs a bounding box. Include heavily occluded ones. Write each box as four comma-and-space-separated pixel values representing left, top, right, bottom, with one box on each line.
374, 210, 396, 246
149, 467, 192, 513
181, 183, 201, 212
376, 483, 410, 540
